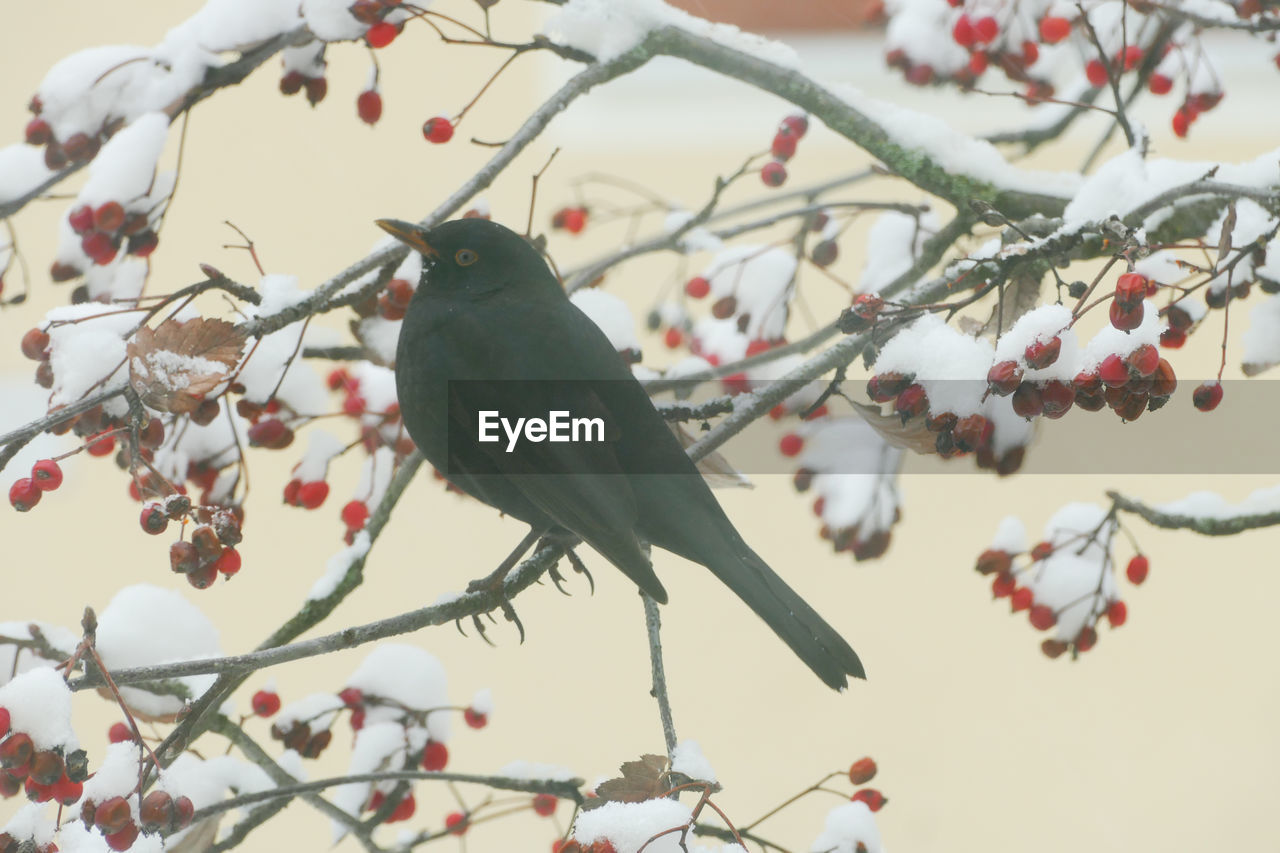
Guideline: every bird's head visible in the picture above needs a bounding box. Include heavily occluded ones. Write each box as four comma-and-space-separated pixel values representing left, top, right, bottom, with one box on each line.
375, 217, 556, 298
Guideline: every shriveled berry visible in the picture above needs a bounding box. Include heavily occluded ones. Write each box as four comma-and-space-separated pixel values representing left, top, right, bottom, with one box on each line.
1042, 638, 1068, 658
952, 414, 991, 452
280, 70, 305, 95
304, 76, 327, 106
711, 296, 737, 319
975, 548, 1011, 575
170, 540, 199, 574
811, 239, 838, 267
894, 383, 928, 420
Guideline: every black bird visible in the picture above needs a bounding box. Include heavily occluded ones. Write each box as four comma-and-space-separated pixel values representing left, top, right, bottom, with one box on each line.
378, 217, 865, 690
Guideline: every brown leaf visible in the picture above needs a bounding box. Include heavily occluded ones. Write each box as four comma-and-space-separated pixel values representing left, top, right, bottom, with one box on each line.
128, 317, 246, 414
591, 754, 671, 807
848, 400, 940, 456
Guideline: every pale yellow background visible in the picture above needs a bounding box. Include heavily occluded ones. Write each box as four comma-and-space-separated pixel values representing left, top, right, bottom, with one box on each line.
2, 3, 1279, 852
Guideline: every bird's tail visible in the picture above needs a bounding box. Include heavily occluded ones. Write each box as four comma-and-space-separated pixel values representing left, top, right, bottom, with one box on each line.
702, 540, 865, 690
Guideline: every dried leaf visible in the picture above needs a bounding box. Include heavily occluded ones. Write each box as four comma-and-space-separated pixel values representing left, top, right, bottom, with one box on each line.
1216, 202, 1237, 270
591, 754, 671, 807
848, 400, 940, 456
128, 317, 246, 414
166, 815, 221, 853
668, 423, 752, 489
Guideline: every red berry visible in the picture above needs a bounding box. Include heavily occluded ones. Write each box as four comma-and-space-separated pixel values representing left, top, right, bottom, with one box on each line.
1160, 326, 1186, 348
663, 327, 683, 349
1121, 45, 1143, 70
1028, 604, 1056, 630
1042, 639, 1069, 658
1097, 354, 1129, 388
561, 207, 587, 234
304, 76, 327, 106
29, 459, 62, 491
1086, 59, 1109, 87
973, 15, 999, 43
1126, 554, 1150, 585
1023, 336, 1061, 369
992, 572, 1016, 598
771, 132, 798, 160
174, 795, 194, 829
1115, 272, 1148, 307
252, 689, 282, 717
1128, 343, 1159, 377
87, 431, 116, 457
1039, 16, 1071, 43
684, 276, 710, 299
445, 811, 468, 835
81, 231, 118, 265
422, 739, 448, 771
214, 547, 241, 576
93, 201, 125, 233
1109, 299, 1144, 331
463, 707, 488, 729
140, 503, 168, 535
9, 478, 40, 512
20, 328, 50, 361
811, 239, 839, 267
1022, 40, 1039, 65
1010, 382, 1044, 418
24, 117, 52, 145
778, 433, 803, 457
247, 418, 287, 448
850, 788, 887, 811
422, 116, 454, 144
68, 205, 95, 235
1172, 108, 1191, 138
104, 823, 139, 852
1149, 73, 1174, 95
280, 70, 305, 95
1010, 587, 1033, 612
952, 14, 976, 47
1192, 381, 1223, 412
108, 722, 133, 743
904, 63, 934, 86
711, 295, 737, 319
894, 383, 928, 420
298, 480, 330, 509
389, 792, 416, 822
0, 707, 8, 738
848, 756, 877, 785
533, 794, 557, 816
780, 114, 809, 137
127, 229, 159, 257
366, 21, 397, 47
760, 160, 787, 187
968, 52, 989, 75
95, 797, 132, 835
1075, 625, 1098, 652
357, 90, 383, 125
341, 500, 370, 530
1107, 600, 1128, 627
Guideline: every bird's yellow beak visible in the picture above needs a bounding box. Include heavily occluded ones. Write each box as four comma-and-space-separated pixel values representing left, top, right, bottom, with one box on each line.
376, 218, 440, 259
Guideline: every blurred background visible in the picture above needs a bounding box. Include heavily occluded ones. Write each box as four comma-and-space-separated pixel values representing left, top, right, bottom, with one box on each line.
2, 1, 1279, 851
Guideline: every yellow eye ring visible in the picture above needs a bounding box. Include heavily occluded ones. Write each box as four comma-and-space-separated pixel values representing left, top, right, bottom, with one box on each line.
455, 249, 478, 266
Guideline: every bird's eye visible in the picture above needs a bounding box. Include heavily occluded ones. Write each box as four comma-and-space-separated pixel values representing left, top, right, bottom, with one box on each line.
455, 249, 478, 266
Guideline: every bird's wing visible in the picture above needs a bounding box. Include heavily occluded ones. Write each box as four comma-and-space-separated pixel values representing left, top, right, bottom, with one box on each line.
445, 373, 667, 602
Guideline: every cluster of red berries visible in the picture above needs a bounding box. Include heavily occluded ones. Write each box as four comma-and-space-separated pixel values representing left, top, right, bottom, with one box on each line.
551, 206, 589, 235
760, 114, 808, 187
847, 755, 887, 811
24, 95, 108, 172
943, 11, 1055, 99
682, 274, 789, 367
975, 544, 1137, 658
0, 709, 88, 812
280, 69, 328, 106
8, 458, 62, 512
77, 790, 195, 851
168, 515, 242, 589
68, 199, 158, 269
789, 467, 895, 562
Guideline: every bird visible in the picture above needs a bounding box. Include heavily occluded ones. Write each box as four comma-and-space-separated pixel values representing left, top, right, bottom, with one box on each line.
377, 216, 865, 690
